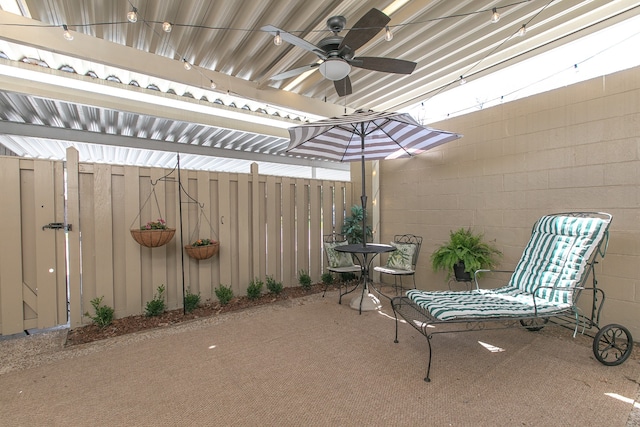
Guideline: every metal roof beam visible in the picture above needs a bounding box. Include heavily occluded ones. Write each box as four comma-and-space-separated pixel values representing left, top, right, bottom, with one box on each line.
0, 121, 349, 171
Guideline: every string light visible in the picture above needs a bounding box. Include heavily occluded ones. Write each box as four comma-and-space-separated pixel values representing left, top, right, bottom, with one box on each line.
491, 8, 500, 23
62, 24, 73, 41
210, 80, 217, 89
384, 26, 393, 41
3, 2, 534, 38
6, 1, 544, 96
518, 24, 527, 37
127, 7, 138, 23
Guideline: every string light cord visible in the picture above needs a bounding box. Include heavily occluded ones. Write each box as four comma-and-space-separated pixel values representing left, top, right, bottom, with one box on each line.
460, 0, 554, 79
0, 1, 531, 38
0, 0, 629, 120
397, 0, 559, 111
0, 0, 541, 95
441, 24, 640, 119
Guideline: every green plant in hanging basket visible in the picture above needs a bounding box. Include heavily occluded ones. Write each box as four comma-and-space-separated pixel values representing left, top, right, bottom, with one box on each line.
142, 218, 169, 230
185, 238, 219, 260
131, 218, 175, 248
191, 238, 215, 246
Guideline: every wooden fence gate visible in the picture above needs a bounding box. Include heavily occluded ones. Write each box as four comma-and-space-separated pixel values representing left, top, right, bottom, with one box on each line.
0, 156, 69, 335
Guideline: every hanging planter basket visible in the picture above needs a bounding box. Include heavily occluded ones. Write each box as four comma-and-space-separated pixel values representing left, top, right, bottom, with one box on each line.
184, 240, 219, 260
130, 228, 176, 248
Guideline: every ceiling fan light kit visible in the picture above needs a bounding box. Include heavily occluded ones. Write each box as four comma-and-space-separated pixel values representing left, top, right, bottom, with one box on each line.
319, 58, 351, 81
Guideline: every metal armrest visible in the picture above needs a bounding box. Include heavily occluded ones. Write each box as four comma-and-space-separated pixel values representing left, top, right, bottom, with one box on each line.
529, 285, 584, 316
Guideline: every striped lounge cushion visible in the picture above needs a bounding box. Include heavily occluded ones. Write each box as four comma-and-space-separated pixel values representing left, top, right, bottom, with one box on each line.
406, 286, 571, 321
508, 214, 608, 305
408, 214, 609, 321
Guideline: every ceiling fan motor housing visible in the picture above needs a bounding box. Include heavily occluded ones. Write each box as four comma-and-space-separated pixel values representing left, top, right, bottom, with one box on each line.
326, 15, 346, 33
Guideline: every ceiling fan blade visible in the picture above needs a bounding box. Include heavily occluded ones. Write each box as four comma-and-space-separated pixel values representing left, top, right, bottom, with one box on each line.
338, 8, 390, 52
352, 57, 417, 74
261, 25, 327, 59
270, 63, 319, 80
334, 76, 352, 97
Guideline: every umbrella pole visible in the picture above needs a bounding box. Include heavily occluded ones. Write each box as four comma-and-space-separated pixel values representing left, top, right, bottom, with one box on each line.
361, 156, 367, 247
360, 125, 367, 247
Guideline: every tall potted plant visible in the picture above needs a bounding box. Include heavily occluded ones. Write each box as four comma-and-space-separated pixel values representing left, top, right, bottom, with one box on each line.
430, 227, 502, 281
341, 205, 373, 244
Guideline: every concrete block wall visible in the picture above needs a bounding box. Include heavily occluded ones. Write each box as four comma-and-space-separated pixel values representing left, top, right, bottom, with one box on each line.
378, 65, 640, 338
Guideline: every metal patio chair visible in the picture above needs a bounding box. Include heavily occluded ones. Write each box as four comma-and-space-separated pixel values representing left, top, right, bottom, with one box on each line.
374, 234, 422, 295
322, 233, 362, 299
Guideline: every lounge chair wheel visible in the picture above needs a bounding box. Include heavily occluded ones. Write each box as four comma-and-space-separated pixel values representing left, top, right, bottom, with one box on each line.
519, 318, 549, 331
593, 324, 634, 366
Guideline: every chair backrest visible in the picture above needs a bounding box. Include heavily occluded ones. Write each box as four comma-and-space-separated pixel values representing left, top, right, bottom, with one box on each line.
324, 233, 349, 244
393, 234, 423, 269
508, 212, 611, 305
323, 233, 356, 268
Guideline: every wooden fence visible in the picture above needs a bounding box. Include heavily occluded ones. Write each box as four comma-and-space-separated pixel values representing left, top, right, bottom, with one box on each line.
0, 148, 353, 335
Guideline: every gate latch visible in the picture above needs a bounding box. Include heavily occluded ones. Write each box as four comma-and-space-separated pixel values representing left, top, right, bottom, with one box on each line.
42, 222, 72, 231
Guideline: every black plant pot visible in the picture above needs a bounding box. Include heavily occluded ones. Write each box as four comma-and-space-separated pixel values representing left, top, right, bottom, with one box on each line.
453, 261, 472, 282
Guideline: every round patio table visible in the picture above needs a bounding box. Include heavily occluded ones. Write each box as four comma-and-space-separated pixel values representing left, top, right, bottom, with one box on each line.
335, 243, 395, 313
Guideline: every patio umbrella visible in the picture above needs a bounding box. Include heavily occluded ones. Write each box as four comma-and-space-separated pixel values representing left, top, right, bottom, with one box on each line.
286, 110, 462, 246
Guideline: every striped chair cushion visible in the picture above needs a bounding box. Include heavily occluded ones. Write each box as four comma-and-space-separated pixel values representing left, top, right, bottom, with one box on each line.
407, 214, 609, 321
508, 214, 608, 305
406, 287, 571, 321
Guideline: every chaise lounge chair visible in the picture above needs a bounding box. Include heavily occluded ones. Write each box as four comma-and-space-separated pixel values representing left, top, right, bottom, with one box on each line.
391, 212, 634, 382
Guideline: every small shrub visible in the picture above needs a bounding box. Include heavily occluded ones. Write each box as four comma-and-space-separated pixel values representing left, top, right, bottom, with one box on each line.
321, 272, 334, 285
247, 278, 264, 300
298, 270, 312, 290
266, 275, 283, 295
85, 296, 114, 328
145, 284, 166, 317
340, 272, 357, 282
215, 284, 234, 305
184, 288, 201, 313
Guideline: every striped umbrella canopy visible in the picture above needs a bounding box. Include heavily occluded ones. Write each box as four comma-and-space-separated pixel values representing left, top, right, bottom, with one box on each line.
286, 110, 462, 162
287, 110, 462, 246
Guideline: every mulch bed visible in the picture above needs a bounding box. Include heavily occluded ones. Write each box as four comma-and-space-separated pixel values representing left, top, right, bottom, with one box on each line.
66, 283, 337, 347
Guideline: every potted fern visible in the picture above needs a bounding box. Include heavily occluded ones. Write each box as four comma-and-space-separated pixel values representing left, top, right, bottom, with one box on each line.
430, 228, 502, 282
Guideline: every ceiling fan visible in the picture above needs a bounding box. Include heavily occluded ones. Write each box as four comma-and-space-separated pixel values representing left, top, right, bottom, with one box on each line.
262, 8, 417, 97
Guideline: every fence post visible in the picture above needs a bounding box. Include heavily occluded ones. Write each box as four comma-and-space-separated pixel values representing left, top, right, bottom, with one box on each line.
251, 163, 261, 281
66, 147, 82, 328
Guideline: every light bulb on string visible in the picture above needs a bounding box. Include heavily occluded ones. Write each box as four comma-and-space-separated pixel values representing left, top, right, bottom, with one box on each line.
459, 75, 466, 85
162, 21, 172, 32
518, 24, 527, 37
62, 25, 73, 41
210, 80, 217, 89
183, 59, 192, 70
127, 7, 138, 23
384, 26, 393, 41
491, 8, 500, 23
274, 31, 282, 46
